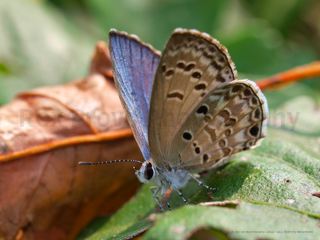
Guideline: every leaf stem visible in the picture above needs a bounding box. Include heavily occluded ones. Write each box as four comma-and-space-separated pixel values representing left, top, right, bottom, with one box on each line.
257, 61, 320, 91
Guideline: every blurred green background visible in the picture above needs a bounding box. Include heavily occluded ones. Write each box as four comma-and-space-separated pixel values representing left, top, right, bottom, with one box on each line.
0, 0, 319, 107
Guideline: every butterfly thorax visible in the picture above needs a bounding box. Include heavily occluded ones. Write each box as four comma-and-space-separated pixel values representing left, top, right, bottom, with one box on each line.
135, 159, 191, 193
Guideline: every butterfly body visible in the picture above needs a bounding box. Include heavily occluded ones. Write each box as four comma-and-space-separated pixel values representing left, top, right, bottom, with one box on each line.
109, 28, 268, 205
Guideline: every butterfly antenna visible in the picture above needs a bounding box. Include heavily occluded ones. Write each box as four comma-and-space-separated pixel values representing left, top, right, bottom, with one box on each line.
78, 159, 143, 166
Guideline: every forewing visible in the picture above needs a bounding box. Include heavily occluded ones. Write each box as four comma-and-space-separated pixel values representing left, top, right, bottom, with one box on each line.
109, 30, 161, 160
148, 28, 237, 167
171, 80, 268, 172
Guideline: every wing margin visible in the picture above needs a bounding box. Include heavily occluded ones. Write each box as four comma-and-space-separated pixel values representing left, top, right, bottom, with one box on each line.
109, 29, 161, 160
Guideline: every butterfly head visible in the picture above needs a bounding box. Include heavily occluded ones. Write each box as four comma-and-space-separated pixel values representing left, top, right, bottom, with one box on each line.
135, 160, 157, 183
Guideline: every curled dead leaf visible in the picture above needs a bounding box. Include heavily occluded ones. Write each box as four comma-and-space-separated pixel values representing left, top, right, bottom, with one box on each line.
0, 42, 141, 240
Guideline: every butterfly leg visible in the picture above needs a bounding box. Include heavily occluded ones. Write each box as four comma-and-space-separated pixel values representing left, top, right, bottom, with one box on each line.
150, 187, 164, 211
189, 174, 216, 196
167, 202, 171, 209
165, 199, 171, 210
174, 188, 188, 204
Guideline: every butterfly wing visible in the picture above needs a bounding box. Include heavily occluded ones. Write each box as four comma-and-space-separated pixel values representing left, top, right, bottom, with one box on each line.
170, 79, 268, 172
148, 28, 238, 167
109, 29, 161, 160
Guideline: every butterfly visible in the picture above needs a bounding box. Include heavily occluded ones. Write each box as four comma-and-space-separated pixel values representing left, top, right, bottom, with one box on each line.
106, 28, 268, 208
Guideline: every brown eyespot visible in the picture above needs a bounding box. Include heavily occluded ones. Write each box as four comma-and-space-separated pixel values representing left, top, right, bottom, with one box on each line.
192, 71, 202, 79
182, 131, 193, 141
177, 61, 185, 69
194, 83, 206, 90
219, 139, 226, 147
195, 147, 201, 154
232, 85, 242, 93
244, 89, 252, 96
185, 63, 195, 71
196, 104, 209, 115
203, 154, 209, 162
165, 69, 175, 77
249, 125, 259, 137
254, 109, 261, 119
161, 64, 166, 73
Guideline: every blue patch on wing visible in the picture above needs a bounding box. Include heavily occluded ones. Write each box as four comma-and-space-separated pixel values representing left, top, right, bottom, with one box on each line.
109, 30, 160, 160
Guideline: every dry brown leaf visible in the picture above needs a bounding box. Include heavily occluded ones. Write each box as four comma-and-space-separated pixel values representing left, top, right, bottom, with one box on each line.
0, 42, 141, 240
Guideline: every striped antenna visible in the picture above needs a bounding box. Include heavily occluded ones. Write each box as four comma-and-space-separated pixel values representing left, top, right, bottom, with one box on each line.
78, 159, 143, 166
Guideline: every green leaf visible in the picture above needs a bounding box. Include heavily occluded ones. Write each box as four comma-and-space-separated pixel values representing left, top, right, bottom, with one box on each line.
78, 184, 155, 240
210, 136, 320, 217
144, 203, 320, 240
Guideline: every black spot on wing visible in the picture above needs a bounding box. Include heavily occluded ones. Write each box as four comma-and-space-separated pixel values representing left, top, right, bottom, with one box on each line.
167, 91, 184, 100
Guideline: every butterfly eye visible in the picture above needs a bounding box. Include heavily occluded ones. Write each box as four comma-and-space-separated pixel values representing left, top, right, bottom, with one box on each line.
144, 162, 154, 180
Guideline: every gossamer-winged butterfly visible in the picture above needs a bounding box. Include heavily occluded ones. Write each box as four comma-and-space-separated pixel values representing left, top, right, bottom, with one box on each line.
81, 28, 268, 209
